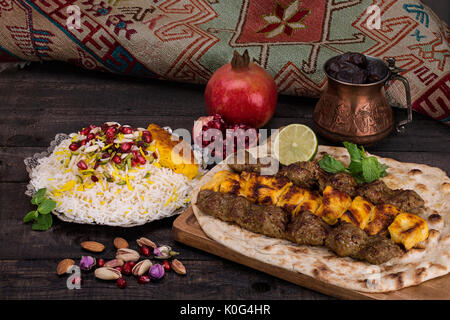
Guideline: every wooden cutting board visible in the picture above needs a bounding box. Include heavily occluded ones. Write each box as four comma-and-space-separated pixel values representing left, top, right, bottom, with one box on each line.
173, 206, 450, 300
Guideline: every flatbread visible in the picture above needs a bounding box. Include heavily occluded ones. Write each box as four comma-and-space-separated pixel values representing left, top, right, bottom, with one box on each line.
192, 145, 450, 292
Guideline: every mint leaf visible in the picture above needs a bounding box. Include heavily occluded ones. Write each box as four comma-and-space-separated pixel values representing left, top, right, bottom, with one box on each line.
318, 155, 346, 174
23, 210, 38, 223
343, 142, 361, 163
32, 214, 53, 231
37, 199, 56, 215
31, 188, 46, 205
362, 156, 380, 183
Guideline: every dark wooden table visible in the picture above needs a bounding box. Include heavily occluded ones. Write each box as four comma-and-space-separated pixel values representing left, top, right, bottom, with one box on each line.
0, 62, 449, 300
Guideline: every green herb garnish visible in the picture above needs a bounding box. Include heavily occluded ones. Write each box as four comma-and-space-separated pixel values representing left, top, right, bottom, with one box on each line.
318, 142, 388, 183
24, 188, 56, 231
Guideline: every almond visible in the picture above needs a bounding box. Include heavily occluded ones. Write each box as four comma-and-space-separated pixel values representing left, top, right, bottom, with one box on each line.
113, 237, 129, 249
81, 241, 105, 253
57, 259, 75, 275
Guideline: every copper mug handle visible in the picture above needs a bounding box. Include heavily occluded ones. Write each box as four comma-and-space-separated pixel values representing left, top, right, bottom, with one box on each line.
385, 58, 412, 133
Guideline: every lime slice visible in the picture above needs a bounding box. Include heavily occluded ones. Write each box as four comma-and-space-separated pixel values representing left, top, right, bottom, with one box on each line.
273, 124, 318, 165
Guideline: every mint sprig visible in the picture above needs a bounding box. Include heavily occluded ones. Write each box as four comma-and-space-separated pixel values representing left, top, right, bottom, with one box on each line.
318, 142, 388, 184
24, 188, 55, 231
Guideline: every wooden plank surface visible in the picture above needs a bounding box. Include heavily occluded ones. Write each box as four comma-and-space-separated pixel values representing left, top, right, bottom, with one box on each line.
0, 61, 449, 299
173, 207, 450, 300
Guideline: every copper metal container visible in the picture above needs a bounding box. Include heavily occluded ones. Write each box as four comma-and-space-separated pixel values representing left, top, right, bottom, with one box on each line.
313, 56, 412, 145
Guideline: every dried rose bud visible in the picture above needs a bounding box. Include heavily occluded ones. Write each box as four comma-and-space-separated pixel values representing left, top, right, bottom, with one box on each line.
149, 264, 164, 280
79, 256, 96, 271
153, 245, 172, 260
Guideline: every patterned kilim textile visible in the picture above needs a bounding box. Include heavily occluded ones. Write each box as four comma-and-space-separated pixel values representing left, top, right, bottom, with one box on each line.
0, 0, 449, 123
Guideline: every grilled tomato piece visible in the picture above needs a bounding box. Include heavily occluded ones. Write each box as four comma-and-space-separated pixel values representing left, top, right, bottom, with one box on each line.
388, 213, 428, 250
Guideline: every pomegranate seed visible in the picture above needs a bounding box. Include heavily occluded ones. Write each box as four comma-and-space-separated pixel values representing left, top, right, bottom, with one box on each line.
101, 123, 109, 132
120, 142, 132, 153
131, 150, 139, 158
138, 275, 150, 284
163, 260, 170, 271
152, 152, 158, 159
69, 143, 79, 151
116, 278, 127, 289
80, 140, 87, 146
120, 126, 133, 134
137, 155, 146, 165
91, 175, 99, 182
102, 153, 110, 159
80, 128, 90, 136
77, 160, 88, 170
131, 159, 138, 167
87, 133, 95, 141
106, 127, 116, 137
115, 266, 123, 272
128, 261, 136, 268
122, 264, 132, 276
94, 160, 100, 170
97, 258, 105, 268
140, 245, 151, 257
142, 131, 152, 143
112, 155, 121, 164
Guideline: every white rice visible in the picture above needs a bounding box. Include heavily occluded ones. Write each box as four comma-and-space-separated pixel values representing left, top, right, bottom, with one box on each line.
29, 138, 197, 226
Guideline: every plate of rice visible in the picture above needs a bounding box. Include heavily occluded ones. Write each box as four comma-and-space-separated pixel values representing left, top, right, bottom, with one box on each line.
25, 122, 201, 227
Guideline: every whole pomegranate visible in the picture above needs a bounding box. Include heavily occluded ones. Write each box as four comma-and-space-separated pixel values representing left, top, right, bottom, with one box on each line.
205, 50, 277, 128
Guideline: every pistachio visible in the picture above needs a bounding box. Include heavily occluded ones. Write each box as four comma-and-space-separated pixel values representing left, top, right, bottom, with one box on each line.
104, 258, 124, 268
116, 248, 140, 262
113, 237, 129, 249
132, 259, 152, 276
95, 267, 121, 280
171, 259, 186, 275
136, 237, 157, 249
57, 259, 75, 275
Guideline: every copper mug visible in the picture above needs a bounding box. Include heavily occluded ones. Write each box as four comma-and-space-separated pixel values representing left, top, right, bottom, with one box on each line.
313, 56, 412, 145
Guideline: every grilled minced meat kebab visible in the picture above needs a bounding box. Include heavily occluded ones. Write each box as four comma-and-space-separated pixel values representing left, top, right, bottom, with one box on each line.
197, 154, 428, 264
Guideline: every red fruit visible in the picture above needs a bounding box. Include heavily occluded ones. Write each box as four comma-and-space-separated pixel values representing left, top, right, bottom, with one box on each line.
116, 278, 127, 289
97, 258, 105, 268
138, 275, 150, 284
115, 266, 123, 272
112, 155, 121, 164
77, 160, 88, 170
120, 126, 133, 134
142, 131, 152, 143
91, 175, 99, 182
136, 155, 146, 165
69, 143, 80, 151
140, 246, 151, 257
152, 152, 158, 159
205, 50, 277, 128
120, 142, 132, 153
122, 263, 132, 276
127, 261, 136, 269
131, 159, 138, 167
88, 124, 97, 130
105, 127, 116, 138
163, 260, 171, 271
80, 140, 87, 146
87, 133, 95, 141
80, 128, 90, 136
